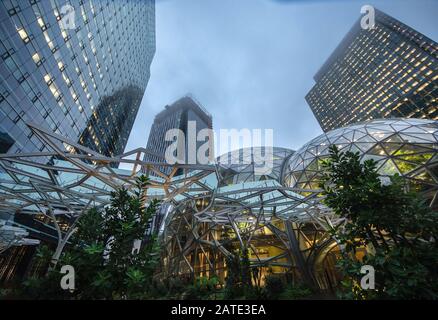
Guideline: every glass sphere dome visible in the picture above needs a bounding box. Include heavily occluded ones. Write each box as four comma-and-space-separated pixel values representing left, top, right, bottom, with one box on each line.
282, 118, 438, 204
217, 146, 294, 186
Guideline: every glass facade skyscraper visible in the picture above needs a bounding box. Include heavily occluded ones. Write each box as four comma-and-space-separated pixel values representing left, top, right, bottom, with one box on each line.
0, 0, 155, 157
0, 0, 155, 284
306, 9, 438, 132
144, 96, 213, 175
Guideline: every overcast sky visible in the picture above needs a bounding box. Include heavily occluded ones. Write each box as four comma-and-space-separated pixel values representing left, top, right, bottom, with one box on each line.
125, 0, 438, 154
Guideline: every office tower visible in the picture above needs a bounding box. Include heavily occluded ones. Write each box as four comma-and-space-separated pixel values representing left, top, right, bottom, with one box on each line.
306, 9, 438, 132
0, 0, 155, 284
144, 96, 213, 175
0, 0, 155, 157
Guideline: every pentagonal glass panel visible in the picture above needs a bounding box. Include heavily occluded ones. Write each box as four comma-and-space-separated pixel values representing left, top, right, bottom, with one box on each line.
396, 143, 436, 154
399, 133, 435, 143
393, 159, 419, 174
352, 130, 368, 141
380, 142, 404, 155
418, 124, 438, 134
368, 144, 387, 156
366, 129, 393, 141
335, 144, 349, 151
411, 171, 435, 183
377, 159, 400, 175
341, 130, 355, 141
390, 124, 411, 132
306, 159, 319, 171
361, 154, 386, 163
401, 126, 434, 135
335, 135, 354, 144
292, 171, 303, 183
349, 144, 362, 154
315, 145, 329, 156
383, 134, 405, 144
357, 134, 378, 143
394, 152, 433, 165
354, 142, 375, 152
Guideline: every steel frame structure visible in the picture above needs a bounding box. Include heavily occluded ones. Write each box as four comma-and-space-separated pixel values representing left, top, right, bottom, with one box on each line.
283, 118, 438, 207
0, 123, 341, 288
0, 122, 217, 258
160, 175, 344, 288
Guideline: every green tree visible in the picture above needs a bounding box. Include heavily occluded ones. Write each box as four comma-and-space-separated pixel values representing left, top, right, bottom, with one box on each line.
320, 145, 438, 299
16, 176, 161, 300
223, 248, 259, 299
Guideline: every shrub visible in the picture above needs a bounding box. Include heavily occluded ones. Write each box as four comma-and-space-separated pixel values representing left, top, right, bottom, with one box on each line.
279, 284, 313, 300
264, 275, 285, 299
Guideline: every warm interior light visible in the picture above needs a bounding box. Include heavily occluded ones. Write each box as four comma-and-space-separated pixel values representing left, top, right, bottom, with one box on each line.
17, 28, 28, 41
32, 53, 40, 64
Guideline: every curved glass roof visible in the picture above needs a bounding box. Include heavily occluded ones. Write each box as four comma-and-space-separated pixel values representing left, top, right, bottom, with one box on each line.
217, 147, 294, 186
282, 118, 438, 205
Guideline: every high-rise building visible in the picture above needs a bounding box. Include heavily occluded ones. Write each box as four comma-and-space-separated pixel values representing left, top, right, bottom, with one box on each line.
0, 0, 155, 157
306, 9, 438, 132
0, 0, 155, 284
144, 96, 213, 176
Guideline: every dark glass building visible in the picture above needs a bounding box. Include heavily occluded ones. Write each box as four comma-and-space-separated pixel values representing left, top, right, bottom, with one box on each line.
142, 96, 213, 239
0, 0, 155, 157
0, 0, 155, 284
144, 96, 213, 175
306, 9, 438, 132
